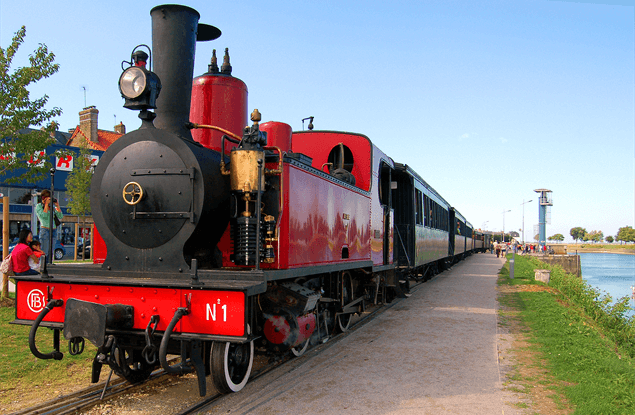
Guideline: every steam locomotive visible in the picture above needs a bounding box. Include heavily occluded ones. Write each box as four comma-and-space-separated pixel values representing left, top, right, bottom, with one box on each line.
12, 5, 489, 396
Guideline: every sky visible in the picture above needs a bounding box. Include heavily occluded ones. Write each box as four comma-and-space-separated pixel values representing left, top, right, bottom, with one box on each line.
1, 0, 633, 243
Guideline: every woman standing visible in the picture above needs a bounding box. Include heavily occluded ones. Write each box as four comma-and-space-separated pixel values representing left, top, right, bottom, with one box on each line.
11, 229, 40, 275
36, 189, 63, 260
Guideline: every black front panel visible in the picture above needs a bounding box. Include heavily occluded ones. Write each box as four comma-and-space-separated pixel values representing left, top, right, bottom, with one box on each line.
100, 140, 191, 249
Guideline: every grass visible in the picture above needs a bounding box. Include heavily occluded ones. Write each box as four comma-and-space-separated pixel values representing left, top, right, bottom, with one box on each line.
566, 243, 635, 253
0, 292, 96, 410
499, 253, 635, 414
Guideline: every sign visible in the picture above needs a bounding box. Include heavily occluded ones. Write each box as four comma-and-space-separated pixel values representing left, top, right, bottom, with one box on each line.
27, 289, 46, 313
56, 155, 74, 171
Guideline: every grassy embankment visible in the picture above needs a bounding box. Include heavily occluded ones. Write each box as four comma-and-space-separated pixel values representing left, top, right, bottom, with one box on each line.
562, 243, 635, 254
0, 293, 97, 411
499, 254, 635, 414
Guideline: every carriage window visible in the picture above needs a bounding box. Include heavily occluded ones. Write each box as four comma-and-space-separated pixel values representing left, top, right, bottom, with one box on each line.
442, 208, 448, 231
415, 189, 423, 225
378, 161, 391, 205
423, 194, 429, 227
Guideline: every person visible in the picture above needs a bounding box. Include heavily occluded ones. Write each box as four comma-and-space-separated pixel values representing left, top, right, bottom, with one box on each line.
10, 229, 40, 275
495, 241, 501, 258
36, 189, 63, 260
28, 240, 44, 271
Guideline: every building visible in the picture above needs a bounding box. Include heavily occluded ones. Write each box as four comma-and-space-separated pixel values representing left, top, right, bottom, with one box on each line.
1, 107, 124, 242
66, 106, 126, 150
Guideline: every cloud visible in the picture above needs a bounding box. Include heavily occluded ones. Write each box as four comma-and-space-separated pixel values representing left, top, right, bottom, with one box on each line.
498, 137, 508, 144
461, 133, 470, 139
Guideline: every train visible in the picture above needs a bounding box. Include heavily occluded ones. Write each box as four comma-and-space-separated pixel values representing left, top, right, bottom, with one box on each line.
12, 5, 491, 396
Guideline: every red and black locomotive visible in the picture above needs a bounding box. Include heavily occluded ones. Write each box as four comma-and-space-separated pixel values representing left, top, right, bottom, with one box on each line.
12, 5, 489, 395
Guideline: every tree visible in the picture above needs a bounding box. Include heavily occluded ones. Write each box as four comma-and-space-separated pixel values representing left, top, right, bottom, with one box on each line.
0, 26, 62, 184
616, 226, 635, 244
583, 230, 603, 243
605, 235, 614, 243
548, 233, 564, 242
570, 227, 587, 243
65, 142, 93, 256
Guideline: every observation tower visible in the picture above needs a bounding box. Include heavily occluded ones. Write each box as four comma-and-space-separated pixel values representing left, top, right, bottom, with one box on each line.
534, 189, 553, 248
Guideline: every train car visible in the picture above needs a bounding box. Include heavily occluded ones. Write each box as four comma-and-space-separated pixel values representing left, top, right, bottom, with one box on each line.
392, 164, 451, 280
473, 229, 490, 253
11, 4, 480, 397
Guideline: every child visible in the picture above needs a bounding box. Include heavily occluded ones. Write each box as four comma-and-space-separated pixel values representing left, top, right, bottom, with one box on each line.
28, 240, 44, 271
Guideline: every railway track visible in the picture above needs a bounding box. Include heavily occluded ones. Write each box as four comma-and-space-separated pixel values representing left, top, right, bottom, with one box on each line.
8, 370, 167, 415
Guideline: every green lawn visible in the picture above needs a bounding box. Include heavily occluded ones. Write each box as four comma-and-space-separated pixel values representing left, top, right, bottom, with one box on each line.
0, 293, 96, 408
500, 254, 635, 414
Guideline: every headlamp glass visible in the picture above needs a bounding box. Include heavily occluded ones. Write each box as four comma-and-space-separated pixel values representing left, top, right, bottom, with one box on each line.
119, 67, 147, 99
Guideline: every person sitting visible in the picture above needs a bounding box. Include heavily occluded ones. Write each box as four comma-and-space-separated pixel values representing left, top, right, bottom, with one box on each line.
28, 240, 44, 271
11, 229, 40, 276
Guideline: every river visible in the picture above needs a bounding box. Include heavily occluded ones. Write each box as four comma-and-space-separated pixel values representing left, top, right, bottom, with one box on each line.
578, 252, 635, 315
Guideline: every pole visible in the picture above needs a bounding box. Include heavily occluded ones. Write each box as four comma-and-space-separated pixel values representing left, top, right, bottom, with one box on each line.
31, 189, 38, 233
74, 222, 79, 261
2, 196, 9, 299
522, 201, 525, 244
502, 209, 510, 243
48, 168, 55, 264
521, 199, 533, 245
510, 248, 515, 279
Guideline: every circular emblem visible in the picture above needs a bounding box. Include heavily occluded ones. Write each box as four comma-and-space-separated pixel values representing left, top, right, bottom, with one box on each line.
27, 289, 46, 313
123, 182, 144, 205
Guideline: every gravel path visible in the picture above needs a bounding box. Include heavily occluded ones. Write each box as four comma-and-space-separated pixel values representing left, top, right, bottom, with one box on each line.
207, 253, 529, 414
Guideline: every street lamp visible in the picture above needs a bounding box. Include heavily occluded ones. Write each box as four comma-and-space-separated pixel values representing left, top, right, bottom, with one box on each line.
502, 209, 511, 242
521, 199, 533, 244
482, 220, 489, 230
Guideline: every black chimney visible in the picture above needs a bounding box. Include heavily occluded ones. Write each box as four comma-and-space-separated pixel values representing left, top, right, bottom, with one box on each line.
150, 5, 201, 140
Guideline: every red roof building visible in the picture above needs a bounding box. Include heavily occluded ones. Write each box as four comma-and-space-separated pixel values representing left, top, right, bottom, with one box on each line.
66, 106, 126, 150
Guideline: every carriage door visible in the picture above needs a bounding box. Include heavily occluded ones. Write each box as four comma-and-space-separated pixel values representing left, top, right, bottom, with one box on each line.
448, 208, 456, 257
379, 162, 393, 265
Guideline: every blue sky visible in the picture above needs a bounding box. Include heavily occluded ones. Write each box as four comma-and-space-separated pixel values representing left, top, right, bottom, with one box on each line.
1, 0, 633, 242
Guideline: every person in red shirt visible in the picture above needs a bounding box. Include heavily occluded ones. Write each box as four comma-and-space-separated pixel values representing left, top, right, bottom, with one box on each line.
11, 229, 40, 276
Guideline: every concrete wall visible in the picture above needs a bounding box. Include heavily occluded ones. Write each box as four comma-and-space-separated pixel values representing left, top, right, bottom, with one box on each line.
536, 254, 581, 278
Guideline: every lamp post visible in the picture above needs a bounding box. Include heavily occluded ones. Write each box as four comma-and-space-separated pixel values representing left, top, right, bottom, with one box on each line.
482, 220, 489, 230
521, 199, 533, 244
502, 209, 511, 242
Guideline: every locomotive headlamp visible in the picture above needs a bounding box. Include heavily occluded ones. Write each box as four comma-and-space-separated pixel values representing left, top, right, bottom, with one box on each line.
120, 67, 147, 99
119, 46, 161, 111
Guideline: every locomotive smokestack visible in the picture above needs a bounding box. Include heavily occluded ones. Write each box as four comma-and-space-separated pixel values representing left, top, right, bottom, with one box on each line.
150, 5, 211, 140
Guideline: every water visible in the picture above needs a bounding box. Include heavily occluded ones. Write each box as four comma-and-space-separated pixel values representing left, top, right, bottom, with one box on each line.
577, 252, 635, 314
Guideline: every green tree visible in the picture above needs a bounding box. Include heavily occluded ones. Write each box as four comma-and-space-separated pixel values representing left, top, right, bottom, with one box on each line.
616, 226, 635, 244
583, 230, 603, 243
65, 142, 93, 256
605, 235, 614, 243
548, 233, 564, 242
570, 227, 587, 243
0, 26, 62, 183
